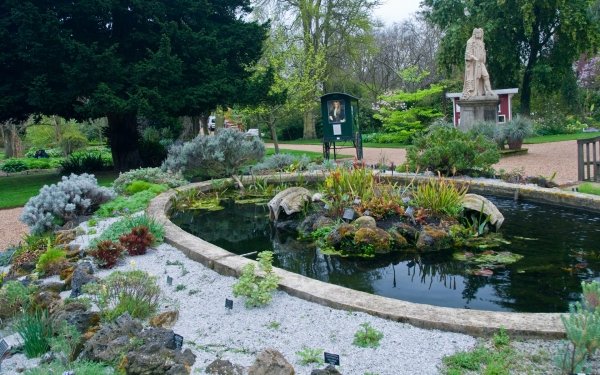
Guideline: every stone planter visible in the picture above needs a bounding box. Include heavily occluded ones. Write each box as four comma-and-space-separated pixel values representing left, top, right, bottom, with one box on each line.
507, 138, 523, 150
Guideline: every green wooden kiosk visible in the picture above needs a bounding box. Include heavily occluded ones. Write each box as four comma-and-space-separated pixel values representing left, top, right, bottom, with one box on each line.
320, 92, 363, 161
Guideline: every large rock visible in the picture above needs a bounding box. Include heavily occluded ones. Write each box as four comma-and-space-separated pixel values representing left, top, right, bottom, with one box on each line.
326, 223, 356, 249
391, 222, 419, 242
149, 310, 179, 329
268, 187, 311, 221
206, 359, 244, 375
124, 328, 196, 375
311, 365, 343, 375
80, 313, 195, 374
353, 227, 392, 254
248, 349, 294, 375
52, 301, 100, 334
352, 216, 376, 229
416, 226, 452, 251
31, 290, 62, 312
462, 194, 504, 230
298, 214, 334, 235
70, 261, 97, 297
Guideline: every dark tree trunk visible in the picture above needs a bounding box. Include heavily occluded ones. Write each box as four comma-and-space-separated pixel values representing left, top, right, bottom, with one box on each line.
107, 113, 142, 172
200, 112, 209, 136
191, 115, 200, 137
520, 39, 539, 116
4, 123, 23, 158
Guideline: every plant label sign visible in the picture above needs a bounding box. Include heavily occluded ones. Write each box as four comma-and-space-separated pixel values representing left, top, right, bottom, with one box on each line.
324, 352, 340, 366
173, 334, 184, 350
166, 275, 173, 286
225, 298, 233, 310
0, 339, 8, 372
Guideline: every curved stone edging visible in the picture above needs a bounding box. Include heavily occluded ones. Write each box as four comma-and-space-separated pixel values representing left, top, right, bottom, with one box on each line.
148, 174, 600, 338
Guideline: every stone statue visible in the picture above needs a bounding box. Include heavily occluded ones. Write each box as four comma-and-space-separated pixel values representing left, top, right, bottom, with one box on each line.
462, 28, 496, 99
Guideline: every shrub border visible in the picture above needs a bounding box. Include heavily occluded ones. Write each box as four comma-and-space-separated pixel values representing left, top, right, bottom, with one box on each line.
147, 173, 600, 338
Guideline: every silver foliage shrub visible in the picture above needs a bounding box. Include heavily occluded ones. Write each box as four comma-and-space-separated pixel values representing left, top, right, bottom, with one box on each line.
21, 173, 116, 234
162, 128, 265, 178
112, 167, 188, 194
253, 153, 296, 172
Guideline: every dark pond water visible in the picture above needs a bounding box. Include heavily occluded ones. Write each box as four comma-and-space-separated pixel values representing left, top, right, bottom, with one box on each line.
170, 196, 600, 312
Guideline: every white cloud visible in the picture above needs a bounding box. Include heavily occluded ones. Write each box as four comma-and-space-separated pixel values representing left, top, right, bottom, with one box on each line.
373, 0, 422, 25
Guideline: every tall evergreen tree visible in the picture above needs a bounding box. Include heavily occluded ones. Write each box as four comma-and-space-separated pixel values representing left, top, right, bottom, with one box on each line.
0, 0, 268, 170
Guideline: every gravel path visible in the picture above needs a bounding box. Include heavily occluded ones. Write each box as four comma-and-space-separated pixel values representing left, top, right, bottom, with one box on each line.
271, 140, 579, 185
2, 216, 478, 374
0, 207, 27, 251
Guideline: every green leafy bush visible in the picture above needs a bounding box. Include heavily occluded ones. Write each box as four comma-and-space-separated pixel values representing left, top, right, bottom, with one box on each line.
92, 214, 165, 247
112, 167, 188, 194
95, 189, 163, 218
16, 309, 53, 358
85, 270, 161, 321
124, 180, 168, 195
59, 131, 88, 155
35, 244, 67, 275
556, 281, 600, 374
1, 159, 28, 173
50, 323, 81, 362
163, 127, 265, 179
296, 346, 324, 365
412, 178, 467, 218
405, 125, 500, 176
502, 116, 534, 148
25, 360, 113, 375
353, 322, 383, 348
59, 152, 110, 175
232, 251, 280, 308
0, 280, 32, 318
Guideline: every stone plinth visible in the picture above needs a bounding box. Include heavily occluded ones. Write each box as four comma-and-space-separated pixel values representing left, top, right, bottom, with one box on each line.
458, 97, 499, 131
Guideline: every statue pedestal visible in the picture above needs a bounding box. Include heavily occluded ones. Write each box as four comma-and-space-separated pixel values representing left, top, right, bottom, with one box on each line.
458, 97, 499, 131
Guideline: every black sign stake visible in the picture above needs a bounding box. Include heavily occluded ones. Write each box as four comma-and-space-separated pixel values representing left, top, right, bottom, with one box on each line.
173, 334, 184, 349
324, 352, 340, 366
166, 276, 173, 286
225, 298, 233, 310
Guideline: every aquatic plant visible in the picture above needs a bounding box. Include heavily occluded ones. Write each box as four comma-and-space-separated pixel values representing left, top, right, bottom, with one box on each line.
412, 177, 467, 218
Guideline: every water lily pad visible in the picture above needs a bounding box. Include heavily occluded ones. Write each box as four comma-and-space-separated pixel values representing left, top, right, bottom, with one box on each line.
471, 268, 494, 276
453, 251, 523, 265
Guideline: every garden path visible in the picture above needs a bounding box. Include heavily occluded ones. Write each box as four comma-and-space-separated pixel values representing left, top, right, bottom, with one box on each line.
269, 140, 579, 185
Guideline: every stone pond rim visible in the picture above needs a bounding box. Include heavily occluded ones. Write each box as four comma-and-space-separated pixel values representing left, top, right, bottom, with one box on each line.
147, 173, 600, 339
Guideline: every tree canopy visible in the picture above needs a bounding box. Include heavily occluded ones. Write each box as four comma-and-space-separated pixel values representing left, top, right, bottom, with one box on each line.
422, 0, 600, 114
0, 0, 268, 170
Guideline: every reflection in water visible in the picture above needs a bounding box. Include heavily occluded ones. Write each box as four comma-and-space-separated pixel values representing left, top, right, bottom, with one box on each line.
171, 196, 600, 313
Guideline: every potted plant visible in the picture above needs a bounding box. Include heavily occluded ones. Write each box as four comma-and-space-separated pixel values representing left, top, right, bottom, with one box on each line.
503, 116, 533, 150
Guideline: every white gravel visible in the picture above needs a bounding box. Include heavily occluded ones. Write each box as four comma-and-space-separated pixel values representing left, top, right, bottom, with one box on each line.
3, 215, 479, 374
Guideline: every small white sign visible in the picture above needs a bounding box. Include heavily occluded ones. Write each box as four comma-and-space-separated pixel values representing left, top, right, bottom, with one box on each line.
333, 124, 342, 135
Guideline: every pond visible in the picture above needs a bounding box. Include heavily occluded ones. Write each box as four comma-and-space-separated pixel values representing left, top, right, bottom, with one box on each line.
170, 196, 600, 313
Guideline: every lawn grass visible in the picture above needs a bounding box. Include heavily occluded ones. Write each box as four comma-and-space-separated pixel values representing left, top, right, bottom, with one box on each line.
578, 182, 600, 196
0, 170, 118, 209
524, 132, 600, 144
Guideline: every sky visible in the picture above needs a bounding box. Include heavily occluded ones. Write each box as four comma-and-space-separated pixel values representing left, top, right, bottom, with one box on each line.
373, 0, 423, 25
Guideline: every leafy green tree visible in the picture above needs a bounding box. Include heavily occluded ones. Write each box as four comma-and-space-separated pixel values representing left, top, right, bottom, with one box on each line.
0, 0, 267, 171
422, 0, 600, 115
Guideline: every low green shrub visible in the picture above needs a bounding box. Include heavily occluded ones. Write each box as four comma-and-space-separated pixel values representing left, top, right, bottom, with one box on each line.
412, 178, 467, 218
296, 346, 324, 365
95, 189, 163, 218
59, 152, 111, 175
92, 214, 165, 246
578, 182, 600, 196
85, 270, 161, 321
442, 329, 514, 374
16, 309, 53, 358
35, 244, 67, 276
25, 360, 113, 375
353, 322, 383, 348
124, 180, 168, 195
556, 281, 600, 374
232, 251, 280, 308
405, 125, 500, 176
0, 280, 32, 318
50, 323, 81, 362
1, 159, 28, 173
112, 167, 188, 194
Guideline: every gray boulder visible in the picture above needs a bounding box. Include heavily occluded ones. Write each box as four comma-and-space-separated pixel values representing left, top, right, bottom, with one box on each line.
70, 261, 97, 297
311, 365, 342, 375
352, 216, 376, 229
206, 359, 245, 375
248, 348, 295, 375
79, 313, 143, 363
